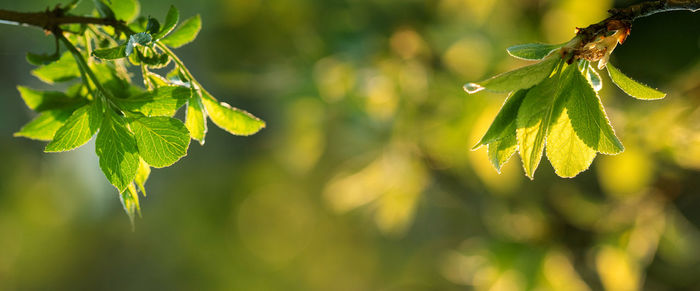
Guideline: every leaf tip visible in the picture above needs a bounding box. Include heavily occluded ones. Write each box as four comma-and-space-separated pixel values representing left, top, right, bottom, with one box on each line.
463, 83, 484, 94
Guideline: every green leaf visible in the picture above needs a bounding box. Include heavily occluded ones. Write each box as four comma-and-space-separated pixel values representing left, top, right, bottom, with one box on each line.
566, 68, 624, 155
153, 5, 179, 40
185, 91, 207, 144
464, 56, 559, 94
45, 102, 103, 152
473, 89, 528, 149
95, 110, 140, 192
31, 52, 80, 84
93, 0, 115, 19
545, 107, 597, 178
113, 85, 190, 116
486, 123, 518, 173
130, 116, 190, 168
607, 63, 666, 100
201, 91, 265, 136
146, 17, 160, 35
585, 64, 602, 91
17, 86, 78, 112
161, 14, 201, 48
134, 158, 150, 196
14, 106, 79, 141
26, 51, 60, 66
506, 43, 564, 60
516, 63, 573, 179
92, 45, 127, 60
105, 0, 140, 23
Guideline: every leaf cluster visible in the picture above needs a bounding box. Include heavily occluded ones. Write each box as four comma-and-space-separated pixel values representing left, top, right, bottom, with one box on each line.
15, 0, 265, 222
466, 43, 666, 179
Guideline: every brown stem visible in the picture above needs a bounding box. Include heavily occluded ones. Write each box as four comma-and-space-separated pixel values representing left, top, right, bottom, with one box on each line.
0, 8, 132, 34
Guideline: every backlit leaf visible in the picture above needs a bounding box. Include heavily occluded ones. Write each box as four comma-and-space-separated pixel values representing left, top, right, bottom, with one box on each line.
185, 91, 207, 144
473, 89, 528, 149
134, 158, 150, 196
45, 101, 102, 152
486, 123, 518, 172
607, 63, 666, 100
105, 0, 140, 23
507, 43, 564, 60
114, 86, 190, 116
92, 45, 127, 60
153, 5, 179, 40
17, 86, 78, 112
201, 91, 265, 136
14, 106, 79, 141
545, 108, 597, 178
31, 52, 80, 84
464, 56, 559, 94
161, 14, 201, 48
130, 116, 190, 168
96, 110, 140, 192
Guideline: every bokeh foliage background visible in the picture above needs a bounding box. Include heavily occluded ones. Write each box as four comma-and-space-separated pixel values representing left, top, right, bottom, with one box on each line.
0, 0, 699, 290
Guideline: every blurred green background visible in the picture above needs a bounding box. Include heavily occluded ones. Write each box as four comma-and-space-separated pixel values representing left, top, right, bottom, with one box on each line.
1, 0, 699, 290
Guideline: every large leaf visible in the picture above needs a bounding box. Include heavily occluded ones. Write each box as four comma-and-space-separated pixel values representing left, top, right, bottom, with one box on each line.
45, 102, 102, 152
114, 86, 190, 116
516, 63, 574, 179
153, 5, 179, 40
14, 106, 79, 141
95, 110, 140, 192
185, 91, 207, 144
17, 86, 78, 112
130, 116, 190, 168
160, 14, 201, 48
506, 43, 564, 60
545, 108, 597, 178
567, 67, 624, 155
473, 89, 528, 149
464, 56, 559, 94
607, 63, 666, 100
31, 52, 80, 84
201, 91, 265, 136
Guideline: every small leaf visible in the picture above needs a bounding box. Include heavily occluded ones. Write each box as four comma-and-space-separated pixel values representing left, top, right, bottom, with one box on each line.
153, 5, 179, 40
585, 64, 602, 91
201, 91, 265, 136
105, 0, 140, 23
26, 51, 60, 66
45, 102, 103, 152
185, 91, 207, 144
120, 183, 141, 227
96, 110, 140, 192
126, 32, 152, 56
473, 89, 528, 149
113, 85, 190, 116
146, 17, 160, 35
31, 52, 80, 84
567, 68, 624, 155
516, 63, 574, 179
17, 86, 78, 112
134, 158, 150, 196
607, 63, 666, 100
161, 14, 201, 48
92, 45, 128, 60
130, 116, 190, 168
545, 107, 597, 178
14, 106, 79, 141
486, 123, 518, 172
464, 56, 559, 94
506, 43, 564, 60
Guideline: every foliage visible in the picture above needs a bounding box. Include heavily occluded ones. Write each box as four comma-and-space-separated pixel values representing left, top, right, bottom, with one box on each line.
466, 37, 666, 179
13, 0, 265, 222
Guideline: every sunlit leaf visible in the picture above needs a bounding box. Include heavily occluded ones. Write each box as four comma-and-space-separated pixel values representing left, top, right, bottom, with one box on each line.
486, 123, 518, 172
14, 106, 79, 141
45, 101, 102, 152
95, 110, 140, 192
161, 14, 201, 48
507, 43, 564, 60
120, 183, 141, 227
473, 89, 528, 149
17, 86, 78, 112
153, 5, 179, 40
105, 0, 140, 23
130, 116, 190, 168
464, 56, 559, 94
546, 108, 597, 178
134, 158, 150, 196
607, 63, 666, 100
185, 91, 207, 144
113, 86, 190, 116
31, 52, 80, 84
201, 91, 265, 136
92, 45, 127, 60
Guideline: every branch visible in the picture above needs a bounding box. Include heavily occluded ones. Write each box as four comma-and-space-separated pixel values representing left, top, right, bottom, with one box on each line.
0, 7, 131, 34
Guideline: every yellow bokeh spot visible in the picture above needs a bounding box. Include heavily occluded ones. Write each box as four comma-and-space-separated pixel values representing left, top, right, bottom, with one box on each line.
443, 36, 492, 80
597, 147, 653, 197
595, 246, 640, 291
313, 57, 356, 103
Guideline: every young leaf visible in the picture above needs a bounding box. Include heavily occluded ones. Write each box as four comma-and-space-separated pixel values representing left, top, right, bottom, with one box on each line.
566, 67, 624, 155
134, 158, 150, 196
31, 52, 80, 84
153, 5, 179, 40
464, 56, 559, 94
120, 183, 141, 227
161, 14, 201, 48
95, 110, 140, 192
185, 91, 207, 144
506, 43, 564, 60
126, 32, 152, 56
92, 45, 127, 60
45, 102, 103, 152
607, 63, 666, 100
486, 123, 518, 172
114, 86, 190, 116
516, 63, 574, 179
129, 116, 190, 168
14, 107, 78, 141
545, 108, 597, 178
585, 65, 602, 91
17, 86, 77, 112
201, 92, 266, 136
473, 89, 528, 149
